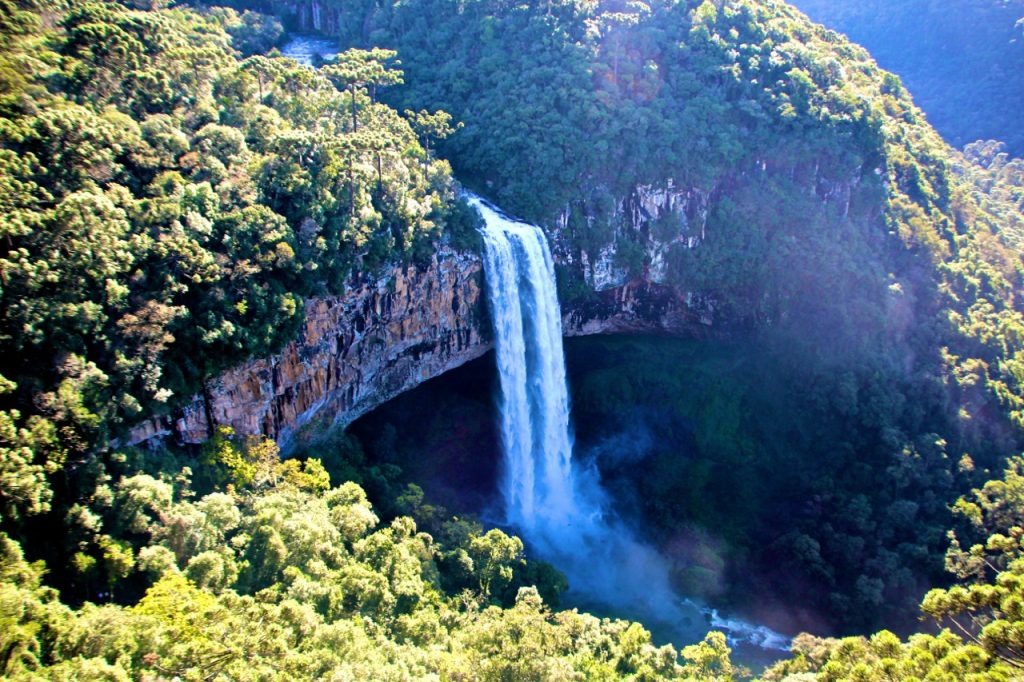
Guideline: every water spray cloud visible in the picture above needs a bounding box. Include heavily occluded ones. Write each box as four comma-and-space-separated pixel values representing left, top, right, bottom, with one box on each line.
474, 194, 790, 652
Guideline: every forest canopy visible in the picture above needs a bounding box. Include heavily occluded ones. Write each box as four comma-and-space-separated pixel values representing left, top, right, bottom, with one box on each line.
3, 0, 1024, 680
0, 0, 477, 474
790, 0, 1024, 155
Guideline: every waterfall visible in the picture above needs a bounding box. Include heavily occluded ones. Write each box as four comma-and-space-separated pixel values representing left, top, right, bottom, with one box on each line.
473, 196, 576, 532
472, 194, 790, 656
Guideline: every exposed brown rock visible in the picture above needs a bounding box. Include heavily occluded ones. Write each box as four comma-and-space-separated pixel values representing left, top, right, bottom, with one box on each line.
124, 247, 490, 450
123, 182, 741, 451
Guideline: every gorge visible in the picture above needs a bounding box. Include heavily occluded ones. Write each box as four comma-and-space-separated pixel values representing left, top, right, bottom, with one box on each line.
475, 194, 788, 655
122, 181, 718, 452
4, 0, 1024, 678
109, 13, 1005, 641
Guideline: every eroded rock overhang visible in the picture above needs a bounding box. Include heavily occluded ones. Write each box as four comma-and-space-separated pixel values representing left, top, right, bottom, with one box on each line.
123, 184, 718, 450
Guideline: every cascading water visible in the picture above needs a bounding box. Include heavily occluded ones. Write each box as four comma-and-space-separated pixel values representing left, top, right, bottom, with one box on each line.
472, 194, 789, 656
474, 197, 575, 533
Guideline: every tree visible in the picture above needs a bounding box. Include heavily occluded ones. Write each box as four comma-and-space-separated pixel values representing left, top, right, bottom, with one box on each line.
322, 48, 403, 133
405, 108, 462, 162
0, 377, 60, 522
240, 55, 286, 102
467, 528, 523, 600
0, 532, 70, 678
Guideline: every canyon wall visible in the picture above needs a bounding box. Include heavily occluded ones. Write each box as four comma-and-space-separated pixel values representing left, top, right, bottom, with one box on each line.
124, 184, 717, 450
124, 247, 490, 450
557, 181, 717, 335
127, 164, 858, 450
125, 161, 880, 448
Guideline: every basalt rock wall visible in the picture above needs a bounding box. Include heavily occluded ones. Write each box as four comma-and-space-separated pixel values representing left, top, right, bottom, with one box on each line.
125, 247, 491, 450
125, 166, 859, 450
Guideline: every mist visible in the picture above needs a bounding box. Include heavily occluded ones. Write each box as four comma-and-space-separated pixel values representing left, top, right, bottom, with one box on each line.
476, 194, 789, 656
534, 429, 792, 654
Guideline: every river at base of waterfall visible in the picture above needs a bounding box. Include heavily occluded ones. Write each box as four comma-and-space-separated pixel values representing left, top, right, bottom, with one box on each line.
280, 35, 339, 66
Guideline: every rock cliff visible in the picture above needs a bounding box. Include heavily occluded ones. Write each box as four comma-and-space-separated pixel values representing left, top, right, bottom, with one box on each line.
555, 182, 717, 336
125, 247, 490, 449
128, 166, 864, 450
550, 181, 711, 292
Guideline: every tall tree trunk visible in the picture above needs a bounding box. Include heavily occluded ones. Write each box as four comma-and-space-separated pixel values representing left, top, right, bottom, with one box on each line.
350, 84, 358, 131
348, 152, 355, 216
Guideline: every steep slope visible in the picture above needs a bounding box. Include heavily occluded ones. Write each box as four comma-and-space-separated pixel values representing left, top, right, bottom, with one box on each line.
243, 0, 1024, 629
0, 0, 477, 501
790, 0, 1024, 154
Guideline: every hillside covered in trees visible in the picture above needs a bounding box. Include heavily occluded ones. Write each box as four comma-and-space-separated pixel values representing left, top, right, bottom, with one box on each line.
3, 0, 1024, 679
790, 0, 1024, 154
254, 0, 1024, 636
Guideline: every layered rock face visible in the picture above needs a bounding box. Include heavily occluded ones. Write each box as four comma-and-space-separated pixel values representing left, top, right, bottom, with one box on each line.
126, 247, 490, 449
551, 181, 710, 291
556, 183, 716, 336
126, 164, 864, 450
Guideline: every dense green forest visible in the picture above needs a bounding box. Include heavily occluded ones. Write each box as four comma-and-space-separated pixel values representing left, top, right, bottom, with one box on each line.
0, 1, 727, 678
4, 426, 743, 679
0, 0, 485, 457
250, 0, 1024, 636
4, 0, 1024, 679
790, 0, 1024, 155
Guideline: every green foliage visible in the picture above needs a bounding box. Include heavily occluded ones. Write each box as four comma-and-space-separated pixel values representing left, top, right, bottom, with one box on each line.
0, 0, 476, 477
790, 0, 1024, 155
761, 456, 1024, 681
566, 336, 968, 631
761, 629, 1015, 681
3, 0, 1024, 678
209, 7, 284, 57
0, 375, 63, 523
202, 426, 330, 493
257, 0, 1024, 635
0, 445, 735, 680
292, 0, 1024, 506
0, 531, 69, 678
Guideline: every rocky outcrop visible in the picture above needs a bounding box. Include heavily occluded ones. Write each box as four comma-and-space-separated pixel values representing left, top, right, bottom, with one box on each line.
549, 182, 716, 336
122, 182, 727, 451
128, 166, 875, 451
124, 247, 490, 450
563, 281, 714, 337
124, 162, 867, 451
250, 1, 344, 37
549, 181, 711, 293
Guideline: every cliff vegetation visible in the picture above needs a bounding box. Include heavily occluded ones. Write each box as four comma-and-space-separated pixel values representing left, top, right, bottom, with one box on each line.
3, 0, 1024, 679
790, 0, 1024, 154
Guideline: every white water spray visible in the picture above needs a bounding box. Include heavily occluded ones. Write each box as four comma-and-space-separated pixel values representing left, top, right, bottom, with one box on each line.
473, 194, 789, 653
475, 197, 575, 532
